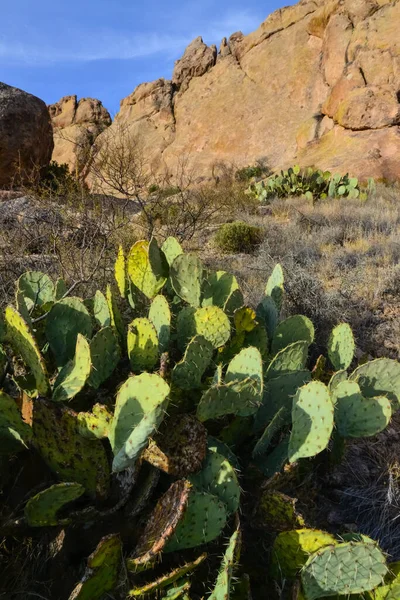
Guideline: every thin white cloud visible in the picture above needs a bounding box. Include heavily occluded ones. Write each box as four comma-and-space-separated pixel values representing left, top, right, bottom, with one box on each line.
0, 9, 263, 66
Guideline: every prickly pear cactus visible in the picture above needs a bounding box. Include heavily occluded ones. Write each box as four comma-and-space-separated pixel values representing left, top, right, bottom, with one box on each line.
350, 358, 400, 410
177, 305, 231, 350
0, 390, 33, 454
271, 529, 337, 578
127, 240, 168, 299
88, 326, 121, 389
172, 335, 213, 390
92, 290, 111, 328
233, 306, 257, 334
209, 526, 241, 600
52, 334, 91, 402
170, 253, 203, 307
17, 271, 54, 311
301, 541, 388, 599
115, 245, 127, 298
255, 490, 305, 531
127, 317, 159, 372
271, 315, 315, 355
223, 288, 245, 317
288, 381, 334, 462
77, 403, 112, 440
190, 449, 240, 514
45, 297, 93, 367
109, 373, 170, 472
24, 482, 85, 526
5, 306, 50, 396
333, 380, 392, 438
149, 295, 171, 353
252, 406, 289, 458
265, 263, 284, 312
328, 323, 355, 371
202, 271, 239, 308
161, 236, 183, 266
68, 534, 122, 600
106, 283, 125, 344
266, 341, 309, 380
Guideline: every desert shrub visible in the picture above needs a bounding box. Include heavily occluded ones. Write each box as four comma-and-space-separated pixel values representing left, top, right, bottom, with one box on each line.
0, 242, 399, 599
215, 221, 263, 253
235, 163, 270, 182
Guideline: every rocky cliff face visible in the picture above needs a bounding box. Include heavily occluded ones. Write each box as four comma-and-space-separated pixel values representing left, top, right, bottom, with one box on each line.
0, 83, 54, 188
61, 0, 400, 182
48, 96, 111, 175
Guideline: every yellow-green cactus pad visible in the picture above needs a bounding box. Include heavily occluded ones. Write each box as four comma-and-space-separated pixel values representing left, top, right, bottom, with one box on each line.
115, 244, 127, 298
53, 334, 91, 402
127, 240, 167, 299
77, 403, 113, 440
0, 390, 33, 454
127, 317, 159, 372
161, 236, 183, 266
177, 306, 231, 350
328, 323, 355, 371
271, 528, 337, 578
92, 290, 111, 328
24, 482, 85, 526
5, 305, 50, 396
234, 307, 257, 334
255, 490, 305, 531
170, 253, 204, 307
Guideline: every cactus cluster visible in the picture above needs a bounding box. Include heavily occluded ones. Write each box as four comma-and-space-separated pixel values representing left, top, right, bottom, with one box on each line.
0, 238, 398, 600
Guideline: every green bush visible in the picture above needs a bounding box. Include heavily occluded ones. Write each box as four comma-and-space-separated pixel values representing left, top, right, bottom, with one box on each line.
235, 163, 270, 182
215, 221, 263, 253
38, 160, 80, 195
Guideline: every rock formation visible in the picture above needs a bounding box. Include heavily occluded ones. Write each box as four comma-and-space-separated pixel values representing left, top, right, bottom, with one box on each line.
0, 82, 53, 188
66, 0, 400, 182
48, 96, 111, 175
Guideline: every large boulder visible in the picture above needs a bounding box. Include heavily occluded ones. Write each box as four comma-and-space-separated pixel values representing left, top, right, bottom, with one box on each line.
48, 96, 111, 176
91, 0, 400, 183
0, 82, 53, 188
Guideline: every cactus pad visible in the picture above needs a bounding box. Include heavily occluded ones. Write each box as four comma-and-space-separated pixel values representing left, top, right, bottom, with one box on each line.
68, 534, 122, 600
93, 290, 111, 328
301, 541, 388, 599
53, 334, 91, 402
5, 306, 50, 396
161, 236, 183, 266
350, 358, 400, 410
328, 323, 355, 371
127, 240, 167, 299
115, 245, 127, 298
88, 326, 121, 389
266, 341, 309, 380
106, 284, 125, 344
197, 377, 261, 422
45, 297, 93, 367
143, 414, 207, 476
24, 482, 85, 526
289, 381, 334, 462
165, 490, 227, 552
17, 271, 54, 310
265, 263, 284, 311
0, 390, 33, 454
127, 317, 159, 372
32, 399, 110, 499
109, 373, 170, 472
128, 553, 206, 597
257, 295, 279, 338
149, 295, 171, 353
172, 335, 213, 390
272, 315, 315, 355
55, 278, 67, 300
190, 450, 240, 515
207, 437, 240, 470
245, 323, 269, 358
130, 480, 191, 566
77, 403, 112, 440
255, 490, 305, 532
252, 406, 289, 458
329, 370, 348, 393
223, 289, 245, 317
170, 253, 204, 307
202, 271, 239, 308
178, 306, 231, 350
253, 436, 289, 478
272, 529, 337, 578
209, 526, 241, 600
233, 307, 257, 334
333, 381, 391, 438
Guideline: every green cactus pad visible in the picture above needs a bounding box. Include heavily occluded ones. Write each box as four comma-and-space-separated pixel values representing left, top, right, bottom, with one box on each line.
301, 541, 388, 599
178, 306, 231, 350
333, 381, 391, 438
252, 406, 289, 458
45, 297, 93, 367
68, 534, 122, 600
271, 315, 315, 355
77, 403, 112, 440
106, 284, 125, 344
254, 370, 312, 433
143, 414, 207, 476
129, 480, 191, 566
197, 377, 261, 422
115, 245, 127, 298
149, 295, 171, 353
350, 358, 400, 410
5, 306, 50, 396
52, 334, 91, 402
288, 381, 334, 462
209, 526, 241, 600
329, 370, 348, 393
109, 373, 170, 472
0, 390, 33, 454
265, 263, 284, 312
163, 579, 191, 600
202, 271, 239, 308
255, 490, 305, 532
127, 240, 168, 299
226, 346, 263, 389
55, 278, 67, 300
92, 290, 111, 328
127, 317, 159, 371
24, 482, 85, 526
223, 289, 245, 317
207, 437, 240, 470
271, 529, 337, 578
253, 436, 289, 478
257, 295, 279, 338
32, 400, 110, 499
170, 253, 204, 307
165, 490, 227, 552
161, 236, 183, 266
17, 271, 55, 310
128, 553, 206, 597
328, 323, 355, 371
172, 335, 213, 390
266, 341, 309, 380
245, 323, 269, 358
88, 326, 121, 389
190, 449, 240, 515
233, 307, 257, 334
15, 290, 33, 326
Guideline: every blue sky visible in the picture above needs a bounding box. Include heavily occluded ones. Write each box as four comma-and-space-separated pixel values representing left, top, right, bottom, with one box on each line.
1, 0, 292, 116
